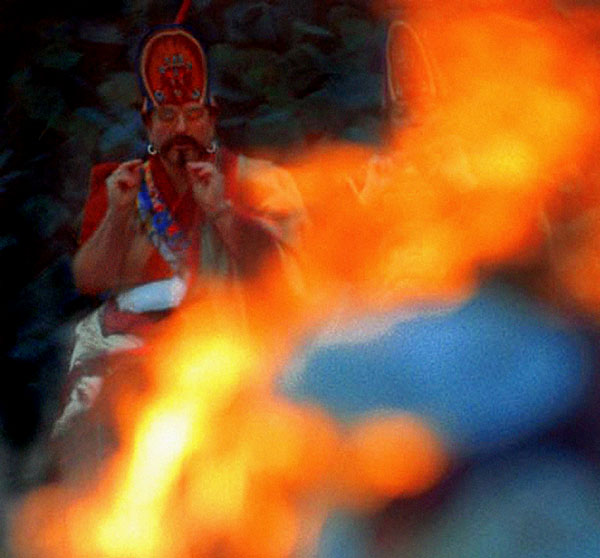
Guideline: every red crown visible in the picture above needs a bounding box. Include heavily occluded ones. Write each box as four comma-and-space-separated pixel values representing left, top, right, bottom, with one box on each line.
386, 20, 437, 110
139, 27, 207, 110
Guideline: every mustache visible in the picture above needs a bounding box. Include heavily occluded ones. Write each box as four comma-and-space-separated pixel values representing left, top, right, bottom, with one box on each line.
161, 135, 202, 153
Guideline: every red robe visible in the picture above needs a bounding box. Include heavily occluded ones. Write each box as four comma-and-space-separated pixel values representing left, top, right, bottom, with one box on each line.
79, 150, 278, 283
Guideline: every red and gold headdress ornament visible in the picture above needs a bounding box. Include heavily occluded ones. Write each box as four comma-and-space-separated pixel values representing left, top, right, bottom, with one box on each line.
137, 1, 209, 114
385, 20, 438, 117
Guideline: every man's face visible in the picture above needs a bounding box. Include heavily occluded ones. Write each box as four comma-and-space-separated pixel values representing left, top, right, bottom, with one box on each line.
146, 102, 216, 168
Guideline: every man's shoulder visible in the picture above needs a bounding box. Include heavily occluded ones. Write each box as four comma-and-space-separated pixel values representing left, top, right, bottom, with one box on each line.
79, 162, 123, 245
234, 154, 303, 215
236, 153, 278, 176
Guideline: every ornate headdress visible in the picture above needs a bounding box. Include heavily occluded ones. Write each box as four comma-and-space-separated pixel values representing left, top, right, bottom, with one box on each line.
385, 20, 437, 117
138, 26, 208, 114
137, 1, 209, 114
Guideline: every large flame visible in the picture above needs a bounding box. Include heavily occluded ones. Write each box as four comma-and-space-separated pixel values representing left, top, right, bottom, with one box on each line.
12, 1, 600, 557
14, 294, 446, 558
288, 0, 600, 312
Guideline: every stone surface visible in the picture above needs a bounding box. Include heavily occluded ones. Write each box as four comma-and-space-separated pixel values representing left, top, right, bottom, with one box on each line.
245, 106, 303, 147
224, 2, 279, 45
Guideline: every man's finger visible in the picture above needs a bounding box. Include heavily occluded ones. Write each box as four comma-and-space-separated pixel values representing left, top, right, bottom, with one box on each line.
113, 175, 141, 192
115, 161, 144, 188
121, 159, 143, 170
188, 167, 215, 185
186, 161, 216, 175
187, 161, 215, 170
116, 180, 138, 191
191, 169, 213, 179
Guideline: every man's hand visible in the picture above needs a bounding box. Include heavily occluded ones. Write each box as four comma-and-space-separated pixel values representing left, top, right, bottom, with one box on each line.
186, 161, 230, 219
106, 159, 144, 212
74, 159, 145, 295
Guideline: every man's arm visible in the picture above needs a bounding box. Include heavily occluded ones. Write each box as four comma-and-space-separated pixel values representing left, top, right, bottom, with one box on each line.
187, 156, 306, 280
188, 157, 305, 242
73, 159, 144, 295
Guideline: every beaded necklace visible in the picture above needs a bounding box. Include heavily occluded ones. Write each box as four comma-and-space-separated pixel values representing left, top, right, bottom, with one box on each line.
136, 160, 190, 272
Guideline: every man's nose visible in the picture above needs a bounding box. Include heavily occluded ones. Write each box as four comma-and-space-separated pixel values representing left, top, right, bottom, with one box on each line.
174, 112, 187, 132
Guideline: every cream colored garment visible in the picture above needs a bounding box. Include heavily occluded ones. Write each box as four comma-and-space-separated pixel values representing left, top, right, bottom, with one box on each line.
235, 155, 307, 292
236, 155, 307, 248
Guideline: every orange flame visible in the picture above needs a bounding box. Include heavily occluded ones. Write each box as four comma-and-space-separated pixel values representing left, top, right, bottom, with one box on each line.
287, 0, 600, 313
12, 2, 600, 557
13, 293, 447, 558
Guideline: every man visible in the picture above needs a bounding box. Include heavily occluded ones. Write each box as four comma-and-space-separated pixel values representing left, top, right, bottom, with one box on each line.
75, 25, 303, 296
53, 25, 304, 444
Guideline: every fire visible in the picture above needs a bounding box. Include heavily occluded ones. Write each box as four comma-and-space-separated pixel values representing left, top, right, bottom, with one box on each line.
541, 156, 600, 318
338, 414, 447, 505
12, 1, 600, 557
13, 293, 446, 558
288, 0, 600, 311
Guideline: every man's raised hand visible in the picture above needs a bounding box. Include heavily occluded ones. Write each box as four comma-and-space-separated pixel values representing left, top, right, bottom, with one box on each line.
106, 159, 144, 212
186, 161, 228, 218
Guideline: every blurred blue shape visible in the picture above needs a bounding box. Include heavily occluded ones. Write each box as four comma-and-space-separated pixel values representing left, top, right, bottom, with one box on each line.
391, 448, 600, 558
315, 511, 371, 558
281, 283, 592, 456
